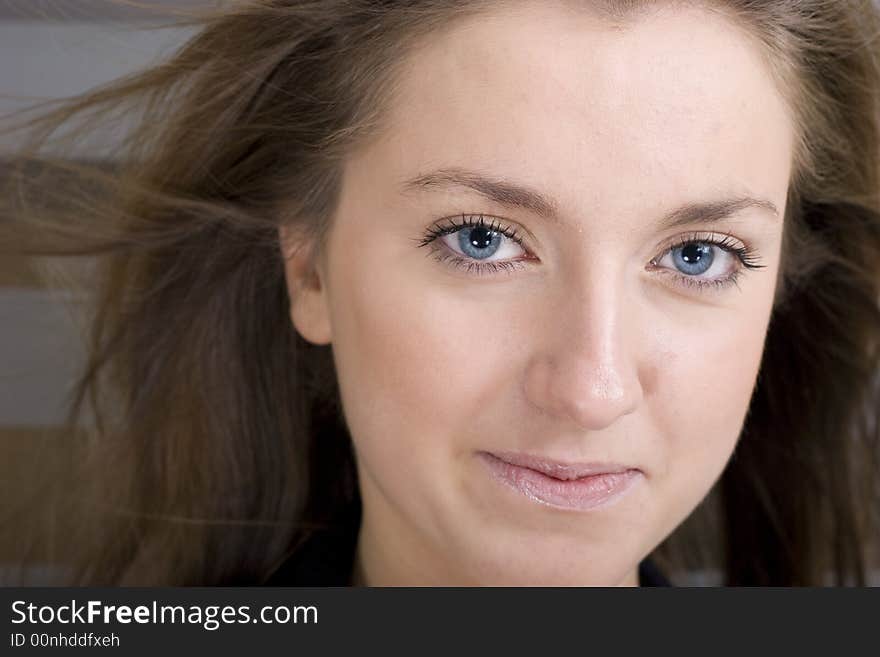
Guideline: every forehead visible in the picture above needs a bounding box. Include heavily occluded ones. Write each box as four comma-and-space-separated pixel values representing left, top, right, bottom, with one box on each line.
361, 1, 794, 225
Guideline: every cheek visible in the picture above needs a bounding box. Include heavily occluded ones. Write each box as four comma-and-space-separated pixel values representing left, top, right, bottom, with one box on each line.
653, 303, 771, 487
325, 235, 507, 472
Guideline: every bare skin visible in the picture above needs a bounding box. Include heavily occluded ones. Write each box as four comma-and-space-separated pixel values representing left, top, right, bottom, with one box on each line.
281, 1, 792, 586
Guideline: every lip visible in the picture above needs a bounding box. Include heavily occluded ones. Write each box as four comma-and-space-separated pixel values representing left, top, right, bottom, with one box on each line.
477, 450, 642, 512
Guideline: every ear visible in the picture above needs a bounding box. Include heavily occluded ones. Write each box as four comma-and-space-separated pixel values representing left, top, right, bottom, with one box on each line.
278, 224, 332, 345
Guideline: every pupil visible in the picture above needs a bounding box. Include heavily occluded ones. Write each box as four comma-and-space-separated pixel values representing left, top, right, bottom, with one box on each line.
469, 226, 494, 249
682, 243, 709, 263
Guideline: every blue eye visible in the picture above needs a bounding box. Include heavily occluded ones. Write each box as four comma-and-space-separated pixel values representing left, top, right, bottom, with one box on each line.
456, 223, 504, 259
672, 242, 714, 276
415, 214, 531, 276
650, 233, 765, 292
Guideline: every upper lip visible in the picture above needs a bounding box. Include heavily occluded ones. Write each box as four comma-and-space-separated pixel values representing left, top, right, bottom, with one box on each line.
483, 450, 638, 481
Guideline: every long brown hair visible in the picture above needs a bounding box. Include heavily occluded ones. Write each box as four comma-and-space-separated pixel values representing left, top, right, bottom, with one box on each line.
2, 0, 879, 586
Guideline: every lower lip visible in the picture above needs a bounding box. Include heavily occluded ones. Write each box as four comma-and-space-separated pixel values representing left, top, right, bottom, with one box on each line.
478, 452, 642, 511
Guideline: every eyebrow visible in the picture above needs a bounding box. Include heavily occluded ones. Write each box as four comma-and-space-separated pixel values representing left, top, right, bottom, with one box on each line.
399, 167, 779, 230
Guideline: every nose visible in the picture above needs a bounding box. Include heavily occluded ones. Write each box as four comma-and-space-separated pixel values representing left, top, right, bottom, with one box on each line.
523, 272, 644, 431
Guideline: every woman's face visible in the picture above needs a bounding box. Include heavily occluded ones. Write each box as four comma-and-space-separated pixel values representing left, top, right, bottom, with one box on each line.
282, 1, 792, 585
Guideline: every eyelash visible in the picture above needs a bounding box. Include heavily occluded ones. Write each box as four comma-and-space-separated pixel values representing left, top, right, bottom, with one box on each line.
414, 213, 766, 293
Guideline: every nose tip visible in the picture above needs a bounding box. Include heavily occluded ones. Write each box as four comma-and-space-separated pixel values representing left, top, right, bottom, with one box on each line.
524, 350, 643, 431
588, 362, 630, 405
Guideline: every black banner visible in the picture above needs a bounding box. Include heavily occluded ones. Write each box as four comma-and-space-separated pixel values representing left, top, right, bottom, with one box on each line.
1, 587, 876, 653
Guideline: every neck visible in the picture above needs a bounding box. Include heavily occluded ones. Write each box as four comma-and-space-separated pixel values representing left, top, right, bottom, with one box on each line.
353, 504, 466, 586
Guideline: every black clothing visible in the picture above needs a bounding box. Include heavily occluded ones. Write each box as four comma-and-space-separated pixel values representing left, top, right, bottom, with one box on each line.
265, 501, 672, 586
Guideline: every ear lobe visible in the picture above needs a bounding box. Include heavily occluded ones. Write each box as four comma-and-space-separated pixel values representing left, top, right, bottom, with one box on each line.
278, 225, 332, 345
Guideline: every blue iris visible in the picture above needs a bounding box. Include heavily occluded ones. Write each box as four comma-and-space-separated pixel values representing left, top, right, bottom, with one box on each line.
673, 243, 714, 275
457, 225, 503, 259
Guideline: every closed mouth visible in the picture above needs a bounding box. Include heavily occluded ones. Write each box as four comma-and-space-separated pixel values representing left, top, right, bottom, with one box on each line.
477, 451, 642, 511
